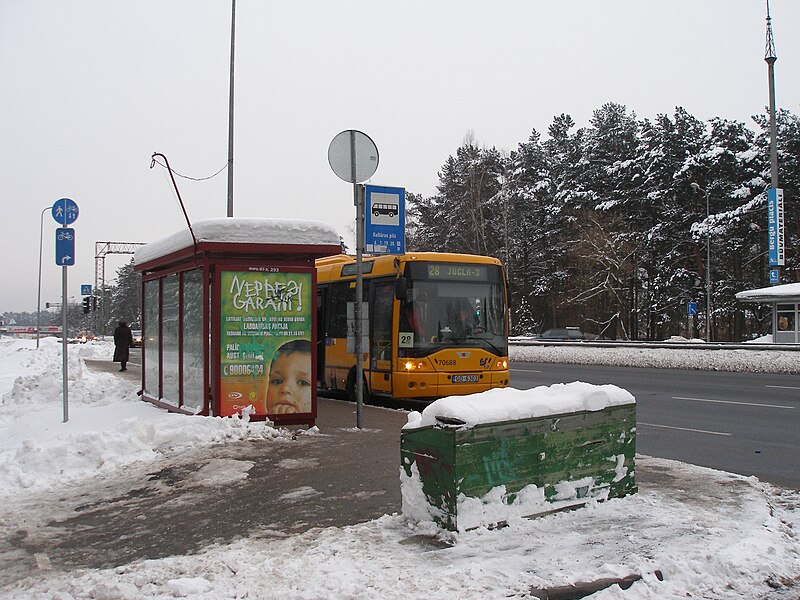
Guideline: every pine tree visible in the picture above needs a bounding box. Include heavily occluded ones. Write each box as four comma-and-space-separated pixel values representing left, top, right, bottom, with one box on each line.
110, 259, 141, 327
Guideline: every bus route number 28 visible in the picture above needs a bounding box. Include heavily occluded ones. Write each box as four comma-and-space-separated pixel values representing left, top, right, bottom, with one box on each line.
399, 332, 414, 348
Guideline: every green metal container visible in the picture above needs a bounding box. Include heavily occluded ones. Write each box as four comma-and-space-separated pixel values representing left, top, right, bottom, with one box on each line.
401, 403, 637, 531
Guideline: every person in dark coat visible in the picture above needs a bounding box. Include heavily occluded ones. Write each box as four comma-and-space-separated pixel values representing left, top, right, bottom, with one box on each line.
113, 321, 134, 372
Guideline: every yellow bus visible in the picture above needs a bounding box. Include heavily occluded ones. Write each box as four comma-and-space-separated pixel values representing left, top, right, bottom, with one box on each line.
316, 252, 510, 403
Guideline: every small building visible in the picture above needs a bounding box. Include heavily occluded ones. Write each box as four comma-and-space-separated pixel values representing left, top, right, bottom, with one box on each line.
736, 283, 800, 344
133, 218, 342, 425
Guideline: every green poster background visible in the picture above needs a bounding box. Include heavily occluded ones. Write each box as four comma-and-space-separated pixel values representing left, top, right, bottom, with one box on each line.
219, 270, 312, 416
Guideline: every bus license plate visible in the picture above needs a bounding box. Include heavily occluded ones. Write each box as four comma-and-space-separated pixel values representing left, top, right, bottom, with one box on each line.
452, 374, 479, 383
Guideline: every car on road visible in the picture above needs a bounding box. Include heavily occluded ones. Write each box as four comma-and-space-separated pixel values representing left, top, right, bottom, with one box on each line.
76, 331, 97, 343
539, 327, 586, 341
131, 329, 143, 347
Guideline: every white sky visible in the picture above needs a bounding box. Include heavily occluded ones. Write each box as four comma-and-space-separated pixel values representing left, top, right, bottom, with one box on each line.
2, 0, 799, 313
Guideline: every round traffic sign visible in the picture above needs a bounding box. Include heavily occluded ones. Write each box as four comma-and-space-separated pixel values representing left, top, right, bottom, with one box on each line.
52, 198, 79, 225
328, 130, 379, 183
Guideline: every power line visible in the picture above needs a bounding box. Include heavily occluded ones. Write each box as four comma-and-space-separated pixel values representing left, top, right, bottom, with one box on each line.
150, 158, 228, 182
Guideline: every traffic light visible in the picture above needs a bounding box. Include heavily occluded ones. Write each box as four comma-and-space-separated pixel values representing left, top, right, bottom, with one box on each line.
92, 296, 98, 311
82, 297, 91, 314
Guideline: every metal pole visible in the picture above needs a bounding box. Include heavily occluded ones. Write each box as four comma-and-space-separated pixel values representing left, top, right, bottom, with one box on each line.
765, 1, 780, 282
691, 183, 712, 341
36, 206, 51, 349
227, 0, 236, 217
705, 189, 712, 342
352, 132, 364, 429
62, 265, 69, 422
766, 0, 779, 189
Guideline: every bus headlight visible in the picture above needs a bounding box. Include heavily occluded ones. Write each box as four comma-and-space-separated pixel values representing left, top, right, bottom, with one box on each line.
496, 359, 508, 369
404, 361, 425, 370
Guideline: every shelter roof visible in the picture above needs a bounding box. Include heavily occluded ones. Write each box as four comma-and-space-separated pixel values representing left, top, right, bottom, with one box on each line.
134, 218, 341, 266
736, 282, 800, 303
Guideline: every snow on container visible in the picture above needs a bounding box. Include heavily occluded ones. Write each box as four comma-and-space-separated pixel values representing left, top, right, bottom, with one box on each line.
400, 383, 637, 531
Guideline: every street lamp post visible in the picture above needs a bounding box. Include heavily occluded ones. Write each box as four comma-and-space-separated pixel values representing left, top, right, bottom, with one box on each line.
36, 205, 53, 349
690, 183, 712, 341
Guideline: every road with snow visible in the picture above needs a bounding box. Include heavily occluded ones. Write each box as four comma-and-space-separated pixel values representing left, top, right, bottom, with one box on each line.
510, 361, 800, 489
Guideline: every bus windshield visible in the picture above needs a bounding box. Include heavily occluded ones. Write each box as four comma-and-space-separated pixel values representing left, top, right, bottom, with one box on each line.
398, 263, 507, 357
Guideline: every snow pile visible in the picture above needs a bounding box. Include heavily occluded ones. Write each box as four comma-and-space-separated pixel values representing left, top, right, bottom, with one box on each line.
401, 462, 620, 533
404, 382, 634, 429
511, 343, 800, 373
0, 338, 287, 497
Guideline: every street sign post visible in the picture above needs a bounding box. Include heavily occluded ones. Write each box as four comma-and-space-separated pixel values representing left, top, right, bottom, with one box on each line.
687, 301, 698, 339
81, 284, 92, 296
328, 130, 379, 429
52, 198, 79, 424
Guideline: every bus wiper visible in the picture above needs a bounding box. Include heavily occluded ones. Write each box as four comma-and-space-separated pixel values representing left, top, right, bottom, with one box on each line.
455, 336, 503, 356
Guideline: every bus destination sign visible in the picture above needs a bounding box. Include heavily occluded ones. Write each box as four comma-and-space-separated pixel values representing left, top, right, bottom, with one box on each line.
427, 264, 487, 281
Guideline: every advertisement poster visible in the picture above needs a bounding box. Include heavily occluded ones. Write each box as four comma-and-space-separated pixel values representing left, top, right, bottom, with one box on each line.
219, 269, 313, 417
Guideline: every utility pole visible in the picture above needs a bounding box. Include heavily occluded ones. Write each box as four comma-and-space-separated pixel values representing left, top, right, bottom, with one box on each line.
765, 0, 781, 283
690, 183, 712, 342
227, 0, 236, 217
765, 0, 778, 190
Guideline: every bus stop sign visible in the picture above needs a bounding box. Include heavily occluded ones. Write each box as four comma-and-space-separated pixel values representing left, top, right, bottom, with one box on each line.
365, 185, 405, 255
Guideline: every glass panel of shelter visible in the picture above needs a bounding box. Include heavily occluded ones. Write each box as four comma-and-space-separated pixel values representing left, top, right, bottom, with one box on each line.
775, 303, 798, 344
143, 279, 159, 399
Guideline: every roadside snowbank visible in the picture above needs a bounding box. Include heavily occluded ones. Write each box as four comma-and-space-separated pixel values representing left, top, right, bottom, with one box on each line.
511, 342, 800, 373
0, 338, 288, 497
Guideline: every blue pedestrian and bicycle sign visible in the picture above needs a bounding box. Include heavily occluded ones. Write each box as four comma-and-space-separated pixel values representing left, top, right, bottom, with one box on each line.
55, 227, 75, 266
52, 198, 79, 226
687, 301, 698, 316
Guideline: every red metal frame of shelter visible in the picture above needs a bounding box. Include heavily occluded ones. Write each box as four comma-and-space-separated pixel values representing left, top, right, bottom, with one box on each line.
135, 239, 341, 427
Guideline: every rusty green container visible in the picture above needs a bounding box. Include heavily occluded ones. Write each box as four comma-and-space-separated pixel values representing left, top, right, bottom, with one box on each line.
401, 403, 637, 531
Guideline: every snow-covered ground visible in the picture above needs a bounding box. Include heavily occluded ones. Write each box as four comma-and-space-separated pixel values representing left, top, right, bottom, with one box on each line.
510, 337, 800, 374
1, 337, 798, 599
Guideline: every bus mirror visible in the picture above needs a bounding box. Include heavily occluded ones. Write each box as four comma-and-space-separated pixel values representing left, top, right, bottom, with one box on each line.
394, 277, 408, 300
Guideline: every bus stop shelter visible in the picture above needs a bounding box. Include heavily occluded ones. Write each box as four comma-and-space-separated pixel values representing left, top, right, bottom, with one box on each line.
134, 218, 341, 426
736, 282, 800, 344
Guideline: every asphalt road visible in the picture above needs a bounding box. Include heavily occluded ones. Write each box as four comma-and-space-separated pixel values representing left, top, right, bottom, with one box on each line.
510, 361, 800, 490
130, 349, 799, 488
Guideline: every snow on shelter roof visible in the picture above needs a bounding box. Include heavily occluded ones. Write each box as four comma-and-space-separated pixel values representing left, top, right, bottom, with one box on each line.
134, 218, 341, 266
735, 282, 800, 303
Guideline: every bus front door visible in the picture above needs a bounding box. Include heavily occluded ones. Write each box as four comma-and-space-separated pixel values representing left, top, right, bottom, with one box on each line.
368, 282, 394, 396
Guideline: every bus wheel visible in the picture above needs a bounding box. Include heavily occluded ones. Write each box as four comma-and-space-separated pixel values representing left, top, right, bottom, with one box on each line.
346, 368, 369, 404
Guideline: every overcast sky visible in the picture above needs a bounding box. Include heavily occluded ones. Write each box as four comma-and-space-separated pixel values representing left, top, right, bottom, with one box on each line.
2, 0, 799, 314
